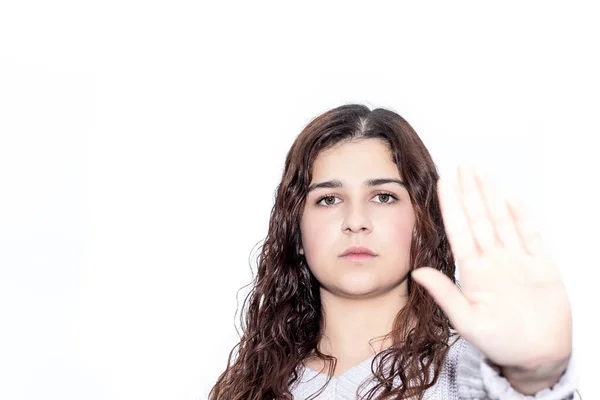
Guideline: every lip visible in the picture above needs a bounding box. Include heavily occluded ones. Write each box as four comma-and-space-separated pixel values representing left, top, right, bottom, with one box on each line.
340, 246, 377, 257
341, 253, 377, 262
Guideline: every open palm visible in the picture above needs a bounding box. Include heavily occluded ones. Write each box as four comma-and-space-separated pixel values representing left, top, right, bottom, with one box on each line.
411, 165, 572, 370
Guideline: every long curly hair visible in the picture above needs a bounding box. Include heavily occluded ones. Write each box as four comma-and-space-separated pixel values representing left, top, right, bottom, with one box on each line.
209, 103, 458, 400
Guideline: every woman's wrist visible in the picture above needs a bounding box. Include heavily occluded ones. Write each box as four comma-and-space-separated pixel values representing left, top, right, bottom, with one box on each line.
497, 357, 570, 396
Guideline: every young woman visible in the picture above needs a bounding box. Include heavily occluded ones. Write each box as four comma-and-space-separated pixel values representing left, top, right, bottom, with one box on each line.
209, 104, 578, 399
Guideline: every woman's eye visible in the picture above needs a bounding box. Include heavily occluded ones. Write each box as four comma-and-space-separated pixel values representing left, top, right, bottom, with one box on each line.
317, 195, 339, 206
374, 193, 396, 204
316, 193, 397, 207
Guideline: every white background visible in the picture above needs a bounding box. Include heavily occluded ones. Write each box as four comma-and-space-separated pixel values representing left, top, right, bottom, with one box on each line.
0, 1, 597, 399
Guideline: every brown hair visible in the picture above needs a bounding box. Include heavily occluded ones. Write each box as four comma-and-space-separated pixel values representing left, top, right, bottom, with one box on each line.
209, 103, 458, 399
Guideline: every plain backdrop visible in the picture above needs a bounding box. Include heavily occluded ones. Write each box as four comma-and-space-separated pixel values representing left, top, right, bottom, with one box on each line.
0, 1, 597, 399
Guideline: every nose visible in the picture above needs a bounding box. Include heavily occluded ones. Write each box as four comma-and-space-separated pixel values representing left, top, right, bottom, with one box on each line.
341, 203, 372, 234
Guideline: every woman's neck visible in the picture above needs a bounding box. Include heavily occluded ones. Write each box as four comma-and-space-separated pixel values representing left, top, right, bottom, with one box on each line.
317, 282, 410, 362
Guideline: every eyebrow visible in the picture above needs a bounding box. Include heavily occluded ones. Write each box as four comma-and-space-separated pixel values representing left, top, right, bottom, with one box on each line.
307, 178, 407, 193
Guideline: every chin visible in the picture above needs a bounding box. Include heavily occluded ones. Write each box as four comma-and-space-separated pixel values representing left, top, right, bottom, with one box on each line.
330, 274, 383, 296
331, 286, 387, 300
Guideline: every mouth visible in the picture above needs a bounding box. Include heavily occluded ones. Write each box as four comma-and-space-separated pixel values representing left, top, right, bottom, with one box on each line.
340, 246, 377, 258
341, 253, 377, 262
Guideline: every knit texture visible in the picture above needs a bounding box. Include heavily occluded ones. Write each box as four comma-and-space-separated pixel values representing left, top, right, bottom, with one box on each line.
289, 334, 578, 399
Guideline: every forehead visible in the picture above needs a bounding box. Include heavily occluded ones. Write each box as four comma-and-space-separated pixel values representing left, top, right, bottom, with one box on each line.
311, 139, 400, 181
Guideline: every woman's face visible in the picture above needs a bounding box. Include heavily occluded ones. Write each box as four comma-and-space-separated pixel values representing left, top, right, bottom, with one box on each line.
300, 138, 416, 298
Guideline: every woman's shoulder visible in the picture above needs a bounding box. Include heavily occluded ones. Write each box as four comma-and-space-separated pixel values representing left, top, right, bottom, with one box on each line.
445, 328, 469, 363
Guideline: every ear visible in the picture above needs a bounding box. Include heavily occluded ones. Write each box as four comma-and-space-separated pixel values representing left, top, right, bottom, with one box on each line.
296, 236, 304, 255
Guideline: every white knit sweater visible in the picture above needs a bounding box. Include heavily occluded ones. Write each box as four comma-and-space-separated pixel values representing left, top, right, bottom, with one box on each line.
289, 335, 578, 399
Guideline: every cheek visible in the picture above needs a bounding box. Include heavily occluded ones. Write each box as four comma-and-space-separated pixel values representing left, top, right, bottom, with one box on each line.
300, 213, 334, 254
381, 212, 415, 254
391, 220, 414, 242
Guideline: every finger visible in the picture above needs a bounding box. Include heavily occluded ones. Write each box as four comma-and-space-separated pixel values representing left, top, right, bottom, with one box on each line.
473, 168, 522, 249
438, 177, 480, 267
411, 267, 474, 335
507, 198, 546, 257
457, 164, 499, 252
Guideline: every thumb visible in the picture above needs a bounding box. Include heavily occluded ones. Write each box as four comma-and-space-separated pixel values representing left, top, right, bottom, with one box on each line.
411, 267, 473, 334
